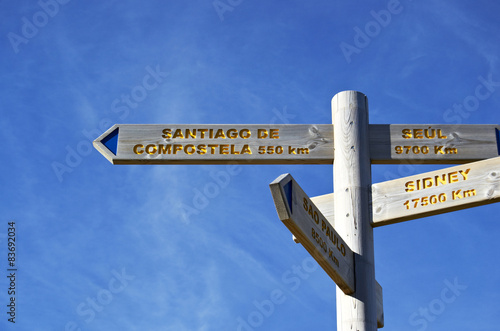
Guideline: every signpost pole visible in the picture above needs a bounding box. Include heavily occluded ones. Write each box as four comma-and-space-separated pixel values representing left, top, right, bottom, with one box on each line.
333, 91, 377, 330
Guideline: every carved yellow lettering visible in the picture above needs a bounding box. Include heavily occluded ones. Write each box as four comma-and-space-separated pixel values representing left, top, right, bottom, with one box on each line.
172, 129, 184, 139
173, 145, 182, 154
214, 129, 226, 139
340, 244, 346, 256
145, 144, 157, 154
207, 144, 218, 154
185, 145, 195, 155
424, 127, 436, 139
459, 168, 470, 181
423, 177, 433, 189
313, 211, 319, 224
402, 129, 412, 139
197, 145, 206, 155
435, 174, 447, 186
328, 228, 335, 245
452, 190, 462, 200
435, 146, 444, 154
437, 129, 447, 139
413, 129, 424, 139
241, 144, 252, 154
186, 129, 196, 139
240, 129, 251, 139
270, 129, 280, 139
230, 145, 240, 154
198, 129, 208, 138
227, 129, 238, 139
448, 171, 459, 183
158, 144, 172, 154
464, 189, 476, 197
161, 129, 172, 139
133, 144, 144, 154
220, 144, 229, 155
405, 181, 415, 192
257, 129, 268, 139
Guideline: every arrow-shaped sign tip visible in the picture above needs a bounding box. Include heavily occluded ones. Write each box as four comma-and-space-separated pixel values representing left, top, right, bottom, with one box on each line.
101, 127, 119, 155
93, 125, 119, 164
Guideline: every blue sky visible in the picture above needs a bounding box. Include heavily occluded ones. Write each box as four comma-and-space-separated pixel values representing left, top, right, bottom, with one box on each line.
2, 0, 500, 330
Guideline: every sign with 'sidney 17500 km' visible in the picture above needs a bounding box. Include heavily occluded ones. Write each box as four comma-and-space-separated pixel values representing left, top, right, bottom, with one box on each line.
311, 156, 500, 227
370, 156, 500, 226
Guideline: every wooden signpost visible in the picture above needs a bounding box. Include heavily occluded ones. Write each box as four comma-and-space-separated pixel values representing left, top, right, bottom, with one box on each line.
94, 90, 500, 330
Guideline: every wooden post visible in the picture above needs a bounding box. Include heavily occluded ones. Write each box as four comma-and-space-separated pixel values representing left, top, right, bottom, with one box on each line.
333, 91, 377, 330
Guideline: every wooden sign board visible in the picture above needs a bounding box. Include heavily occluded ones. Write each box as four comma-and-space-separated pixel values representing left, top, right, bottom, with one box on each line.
269, 173, 355, 294
93, 124, 334, 164
94, 124, 499, 165
312, 156, 500, 227
371, 155, 500, 226
370, 124, 500, 164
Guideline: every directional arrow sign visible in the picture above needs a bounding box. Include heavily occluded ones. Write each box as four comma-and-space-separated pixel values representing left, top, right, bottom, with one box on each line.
369, 124, 500, 164
93, 124, 333, 164
269, 173, 355, 294
371, 155, 500, 226
312, 156, 500, 227
94, 124, 500, 165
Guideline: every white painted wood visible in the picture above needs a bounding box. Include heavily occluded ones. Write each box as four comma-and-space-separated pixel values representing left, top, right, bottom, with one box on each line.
93, 124, 334, 164
313, 155, 500, 228
371, 155, 500, 227
269, 173, 355, 294
311, 193, 335, 224
310, 192, 384, 328
333, 91, 378, 331
370, 124, 500, 164
93, 124, 500, 165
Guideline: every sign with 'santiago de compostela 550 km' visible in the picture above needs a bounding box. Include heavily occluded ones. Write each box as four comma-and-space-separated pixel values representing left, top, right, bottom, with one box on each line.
93, 124, 500, 165
93, 124, 334, 164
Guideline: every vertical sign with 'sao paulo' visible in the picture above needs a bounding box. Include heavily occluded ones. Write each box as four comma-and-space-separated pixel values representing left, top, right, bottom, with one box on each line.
269, 173, 355, 294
